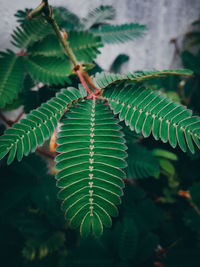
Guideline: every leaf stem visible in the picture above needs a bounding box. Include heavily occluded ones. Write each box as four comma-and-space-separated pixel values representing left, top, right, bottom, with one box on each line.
0, 113, 13, 127
32, 0, 101, 97
42, 0, 78, 67
74, 68, 93, 94
82, 71, 100, 92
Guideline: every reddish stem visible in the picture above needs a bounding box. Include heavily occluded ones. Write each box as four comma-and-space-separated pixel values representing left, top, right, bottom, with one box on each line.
13, 111, 24, 123
0, 111, 24, 127
82, 71, 100, 92
36, 147, 56, 159
0, 113, 13, 127
75, 69, 93, 94
16, 50, 27, 56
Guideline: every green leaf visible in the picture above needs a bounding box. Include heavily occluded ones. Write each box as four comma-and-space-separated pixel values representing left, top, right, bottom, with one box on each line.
103, 82, 200, 153
53, 6, 82, 30
82, 5, 116, 30
94, 69, 193, 89
118, 218, 139, 260
91, 23, 146, 44
28, 31, 103, 63
14, 8, 31, 24
11, 18, 54, 49
28, 35, 66, 59
68, 31, 103, 62
0, 87, 82, 164
152, 149, 178, 161
55, 99, 127, 237
23, 231, 65, 260
181, 50, 200, 74
24, 56, 72, 85
110, 54, 130, 74
0, 50, 24, 108
126, 144, 159, 179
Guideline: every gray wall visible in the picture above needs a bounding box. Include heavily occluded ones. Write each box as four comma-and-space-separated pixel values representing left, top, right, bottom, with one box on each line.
0, 0, 200, 72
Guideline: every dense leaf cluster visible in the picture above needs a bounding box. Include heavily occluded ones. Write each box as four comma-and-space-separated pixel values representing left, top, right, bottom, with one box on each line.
0, 3, 200, 267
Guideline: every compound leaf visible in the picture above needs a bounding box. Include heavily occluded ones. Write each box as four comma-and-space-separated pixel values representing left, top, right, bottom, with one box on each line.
55, 99, 127, 237
82, 5, 116, 30
91, 23, 146, 44
0, 87, 82, 164
103, 82, 200, 153
24, 56, 72, 85
11, 19, 54, 49
0, 50, 24, 108
94, 70, 193, 89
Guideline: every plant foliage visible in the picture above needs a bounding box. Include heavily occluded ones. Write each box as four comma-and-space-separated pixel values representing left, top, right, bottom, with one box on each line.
1, 3, 200, 267
0, 50, 24, 108
91, 23, 146, 44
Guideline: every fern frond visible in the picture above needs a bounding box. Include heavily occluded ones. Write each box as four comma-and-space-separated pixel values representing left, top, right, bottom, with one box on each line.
55, 99, 127, 237
90, 23, 146, 44
11, 19, 53, 49
0, 87, 82, 164
24, 56, 72, 85
82, 6, 115, 30
103, 83, 200, 153
0, 50, 24, 108
94, 69, 193, 89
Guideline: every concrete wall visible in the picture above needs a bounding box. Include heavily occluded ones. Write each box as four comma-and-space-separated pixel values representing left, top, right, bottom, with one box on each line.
0, 0, 200, 72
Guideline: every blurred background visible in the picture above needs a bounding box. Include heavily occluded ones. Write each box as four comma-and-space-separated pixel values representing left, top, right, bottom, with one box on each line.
0, 0, 200, 71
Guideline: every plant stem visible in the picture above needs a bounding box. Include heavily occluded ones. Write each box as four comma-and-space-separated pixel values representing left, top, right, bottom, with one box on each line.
36, 147, 55, 159
33, 0, 101, 97
13, 111, 24, 123
0, 113, 13, 127
82, 71, 100, 92
42, 0, 78, 67
75, 68, 93, 94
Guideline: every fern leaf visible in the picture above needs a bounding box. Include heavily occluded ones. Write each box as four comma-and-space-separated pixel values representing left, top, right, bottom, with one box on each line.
0, 87, 82, 164
103, 83, 200, 153
90, 23, 146, 44
11, 19, 53, 49
55, 99, 127, 237
94, 70, 193, 89
82, 6, 116, 30
24, 56, 72, 85
0, 50, 24, 108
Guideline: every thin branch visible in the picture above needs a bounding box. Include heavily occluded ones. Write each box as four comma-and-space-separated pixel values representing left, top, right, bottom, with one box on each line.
36, 147, 55, 159
13, 110, 24, 123
74, 68, 93, 94
42, 0, 78, 66
0, 110, 24, 127
82, 71, 101, 92
179, 190, 200, 216
31, 0, 102, 97
0, 113, 13, 127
